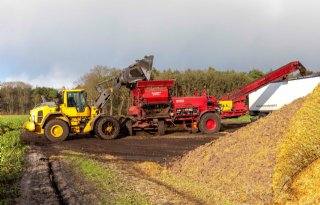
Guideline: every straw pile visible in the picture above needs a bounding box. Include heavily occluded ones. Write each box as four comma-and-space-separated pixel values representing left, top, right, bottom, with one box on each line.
170, 97, 305, 203
281, 158, 320, 204
169, 85, 320, 204
273, 84, 320, 203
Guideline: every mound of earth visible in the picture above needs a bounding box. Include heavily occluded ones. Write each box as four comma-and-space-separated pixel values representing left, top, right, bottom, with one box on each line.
170, 97, 305, 204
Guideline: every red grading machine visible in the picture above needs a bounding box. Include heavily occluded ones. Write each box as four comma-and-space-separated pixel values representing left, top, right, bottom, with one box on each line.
125, 61, 306, 135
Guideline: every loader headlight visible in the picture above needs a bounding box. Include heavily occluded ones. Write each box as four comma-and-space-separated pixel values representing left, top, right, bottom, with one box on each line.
31, 115, 35, 122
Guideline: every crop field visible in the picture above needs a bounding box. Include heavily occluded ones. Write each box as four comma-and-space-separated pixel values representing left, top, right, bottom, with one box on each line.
0, 115, 28, 134
0, 115, 28, 204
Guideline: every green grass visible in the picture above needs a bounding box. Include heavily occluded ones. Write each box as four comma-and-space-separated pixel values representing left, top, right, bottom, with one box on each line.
222, 114, 252, 123
0, 131, 27, 181
66, 154, 152, 205
0, 115, 28, 204
0, 115, 28, 134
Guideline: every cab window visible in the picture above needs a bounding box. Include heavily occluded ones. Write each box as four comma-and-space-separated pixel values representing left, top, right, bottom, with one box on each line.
67, 92, 87, 112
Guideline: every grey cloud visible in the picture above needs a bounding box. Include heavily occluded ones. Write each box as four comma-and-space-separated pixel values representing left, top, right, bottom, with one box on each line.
1, 0, 320, 87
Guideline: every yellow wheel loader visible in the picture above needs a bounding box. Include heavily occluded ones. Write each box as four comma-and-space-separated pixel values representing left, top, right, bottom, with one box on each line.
24, 56, 153, 142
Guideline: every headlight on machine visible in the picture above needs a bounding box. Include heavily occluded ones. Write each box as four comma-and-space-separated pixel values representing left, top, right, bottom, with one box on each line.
24, 121, 35, 132
31, 115, 35, 122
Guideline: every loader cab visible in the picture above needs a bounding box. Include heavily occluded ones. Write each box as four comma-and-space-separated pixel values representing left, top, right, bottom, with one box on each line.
61, 89, 91, 117
66, 91, 87, 112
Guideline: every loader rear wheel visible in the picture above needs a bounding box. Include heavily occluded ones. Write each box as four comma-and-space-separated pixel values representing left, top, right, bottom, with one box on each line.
198, 113, 221, 134
95, 116, 120, 140
45, 119, 69, 142
158, 120, 165, 136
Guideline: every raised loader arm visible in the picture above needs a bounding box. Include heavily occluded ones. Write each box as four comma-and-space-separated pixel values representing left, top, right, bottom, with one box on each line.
94, 55, 153, 111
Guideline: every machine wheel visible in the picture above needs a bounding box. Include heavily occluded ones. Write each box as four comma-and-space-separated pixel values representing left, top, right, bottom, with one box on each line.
44, 119, 69, 142
95, 116, 120, 140
198, 113, 221, 134
158, 120, 165, 136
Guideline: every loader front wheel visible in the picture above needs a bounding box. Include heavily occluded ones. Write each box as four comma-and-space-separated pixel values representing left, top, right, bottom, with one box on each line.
198, 113, 221, 134
45, 119, 69, 142
95, 116, 120, 140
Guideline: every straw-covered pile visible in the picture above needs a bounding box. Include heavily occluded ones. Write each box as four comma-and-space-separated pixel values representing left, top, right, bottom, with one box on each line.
273, 84, 320, 203
282, 158, 320, 204
170, 97, 305, 204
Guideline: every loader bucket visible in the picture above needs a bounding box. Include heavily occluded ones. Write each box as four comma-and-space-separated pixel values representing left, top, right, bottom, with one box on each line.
121, 55, 153, 84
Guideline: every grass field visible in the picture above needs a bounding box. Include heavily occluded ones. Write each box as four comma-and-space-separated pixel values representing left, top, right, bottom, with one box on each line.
0, 115, 29, 204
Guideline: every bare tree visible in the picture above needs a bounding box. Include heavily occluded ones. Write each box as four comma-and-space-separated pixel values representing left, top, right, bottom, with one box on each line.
0, 81, 32, 114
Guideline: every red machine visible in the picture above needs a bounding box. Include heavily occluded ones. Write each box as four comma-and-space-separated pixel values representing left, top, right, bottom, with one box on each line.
125, 61, 306, 135
126, 80, 221, 135
219, 61, 306, 118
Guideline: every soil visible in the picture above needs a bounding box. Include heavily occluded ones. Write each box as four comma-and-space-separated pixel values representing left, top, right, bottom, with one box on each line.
20, 123, 245, 164
17, 122, 245, 204
16, 149, 59, 205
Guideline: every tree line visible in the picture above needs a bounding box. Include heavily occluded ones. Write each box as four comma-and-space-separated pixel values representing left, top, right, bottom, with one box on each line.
1, 65, 316, 115
0, 83, 58, 114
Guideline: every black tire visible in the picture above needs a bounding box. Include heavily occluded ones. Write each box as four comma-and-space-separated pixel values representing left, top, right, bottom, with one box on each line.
89, 130, 97, 137
94, 116, 120, 140
44, 119, 69, 142
158, 120, 165, 136
198, 112, 221, 134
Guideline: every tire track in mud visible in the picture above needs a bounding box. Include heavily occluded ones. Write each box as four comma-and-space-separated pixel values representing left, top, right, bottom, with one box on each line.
49, 160, 82, 205
17, 148, 82, 205
48, 162, 65, 205
17, 149, 60, 205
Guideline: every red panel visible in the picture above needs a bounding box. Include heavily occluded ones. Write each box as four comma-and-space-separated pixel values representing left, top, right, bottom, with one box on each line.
131, 80, 175, 105
172, 96, 208, 112
142, 87, 169, 103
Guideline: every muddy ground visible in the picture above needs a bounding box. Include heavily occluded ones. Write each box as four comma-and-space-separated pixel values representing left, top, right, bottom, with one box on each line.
20, 122, 246, 163
18, 122, 247, 205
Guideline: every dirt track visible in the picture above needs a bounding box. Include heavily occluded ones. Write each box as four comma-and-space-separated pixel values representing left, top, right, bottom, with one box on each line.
20, 122, 247, 163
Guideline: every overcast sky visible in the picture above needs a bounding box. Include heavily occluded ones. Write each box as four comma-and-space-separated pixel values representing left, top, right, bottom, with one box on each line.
1, 0, 320, 88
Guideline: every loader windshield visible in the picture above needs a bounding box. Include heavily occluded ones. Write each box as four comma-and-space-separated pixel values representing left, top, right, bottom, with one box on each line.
67, 91, 87, 112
